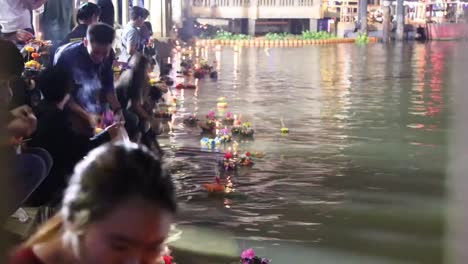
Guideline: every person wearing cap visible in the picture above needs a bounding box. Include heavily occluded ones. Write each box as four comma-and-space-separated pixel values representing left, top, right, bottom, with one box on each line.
59, 2, 101, 47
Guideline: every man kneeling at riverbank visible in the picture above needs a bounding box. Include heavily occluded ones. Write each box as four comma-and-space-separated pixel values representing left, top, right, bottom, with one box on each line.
54, 23, 123, 137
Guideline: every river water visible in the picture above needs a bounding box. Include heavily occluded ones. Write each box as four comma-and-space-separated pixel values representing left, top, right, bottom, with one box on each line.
160, 42, 454, 264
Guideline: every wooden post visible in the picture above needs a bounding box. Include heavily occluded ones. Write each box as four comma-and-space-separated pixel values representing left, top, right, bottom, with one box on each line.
248, 19, 256, 36
382, 3, 391, 42
396, 0, 404, 40
112, 0, 119, 25
32, 6, 43, 35
150, 0, 166, 37
359, 0, 368, 33
161, 0, 167, 37
122, 0, 129, 25
248, 0, 258, 36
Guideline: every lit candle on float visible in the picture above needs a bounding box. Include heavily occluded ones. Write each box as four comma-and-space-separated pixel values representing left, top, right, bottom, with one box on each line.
234, 114, 240, 126
37, 32, 42, 40
233, 141, 239, 154
215, 121, 220, 135
168, 121, 173, 135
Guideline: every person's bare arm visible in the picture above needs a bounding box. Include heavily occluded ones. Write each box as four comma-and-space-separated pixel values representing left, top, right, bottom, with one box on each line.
6, 30, 34, 43
127, 42, 138, 57
106, 91, 122, 113
67, 97, 96, 127
8, 105, 37, 137
129, 99, 151, 121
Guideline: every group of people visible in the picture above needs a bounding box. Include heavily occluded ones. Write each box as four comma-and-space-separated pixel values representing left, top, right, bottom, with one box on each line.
1, 2, 178, 263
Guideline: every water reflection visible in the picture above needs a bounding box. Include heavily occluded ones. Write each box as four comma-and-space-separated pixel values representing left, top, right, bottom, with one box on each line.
164, 43, 452, 264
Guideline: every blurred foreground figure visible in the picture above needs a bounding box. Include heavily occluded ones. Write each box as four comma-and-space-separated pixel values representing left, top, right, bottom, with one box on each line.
9, 143, 177, 264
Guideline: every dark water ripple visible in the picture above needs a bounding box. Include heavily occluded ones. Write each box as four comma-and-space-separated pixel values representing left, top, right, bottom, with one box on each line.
160, 42, 453, 263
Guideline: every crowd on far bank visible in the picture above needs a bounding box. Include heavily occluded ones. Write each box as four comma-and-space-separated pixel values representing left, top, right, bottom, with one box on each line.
1, 1, 180, 263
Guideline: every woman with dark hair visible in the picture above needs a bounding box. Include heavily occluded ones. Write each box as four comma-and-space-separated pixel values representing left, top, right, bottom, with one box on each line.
116, 54, 164, 156
97, 0, 115, 27
9, 142, 177, 264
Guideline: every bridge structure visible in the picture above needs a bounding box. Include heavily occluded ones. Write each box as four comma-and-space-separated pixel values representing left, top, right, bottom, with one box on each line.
111, 0, 173, 37
104, 0, 357, 37
187, 0, 324, 35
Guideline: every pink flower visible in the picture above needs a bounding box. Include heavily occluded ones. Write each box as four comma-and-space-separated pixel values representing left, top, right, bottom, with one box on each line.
207, 110, 216, 119
241, 248, 256, 259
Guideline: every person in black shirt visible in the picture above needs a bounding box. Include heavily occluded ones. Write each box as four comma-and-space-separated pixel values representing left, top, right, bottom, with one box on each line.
97, 0, 115, 27
60, 2, 101, 47
28, 66, 121, 206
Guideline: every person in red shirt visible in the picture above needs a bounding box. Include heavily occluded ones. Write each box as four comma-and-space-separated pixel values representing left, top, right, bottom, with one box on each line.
10, 143, 177, 264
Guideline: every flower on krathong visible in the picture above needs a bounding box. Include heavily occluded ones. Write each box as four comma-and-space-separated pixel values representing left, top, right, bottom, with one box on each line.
24, 46, 35, 53
240, 248, 270, 264
207, 110, 216, 119
31, 52, 40, 59
242, 122, 252, 127
241, 248, 256, 259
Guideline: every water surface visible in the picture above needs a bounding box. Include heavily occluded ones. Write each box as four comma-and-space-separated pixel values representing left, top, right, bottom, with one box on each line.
160, 42, 454, 264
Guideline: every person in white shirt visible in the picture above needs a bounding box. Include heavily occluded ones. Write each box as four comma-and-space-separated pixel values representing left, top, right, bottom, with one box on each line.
0, 0, 47, 43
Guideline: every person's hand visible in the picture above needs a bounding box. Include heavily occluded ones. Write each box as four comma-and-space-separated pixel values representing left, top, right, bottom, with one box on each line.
87, 114, 98, 129
7, 115, 37, 137
104, 123, 122, 140
10, 105, 33, 119
113, 109, 125, 124
15, 29, 34, 43
10, 105, 37, 135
